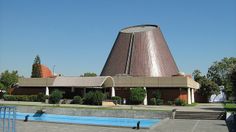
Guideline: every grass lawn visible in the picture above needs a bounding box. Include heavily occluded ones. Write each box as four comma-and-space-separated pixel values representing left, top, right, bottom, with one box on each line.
224, 103, 236, 112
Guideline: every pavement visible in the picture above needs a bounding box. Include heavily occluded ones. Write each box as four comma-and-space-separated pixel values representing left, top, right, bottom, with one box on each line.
15, 119, 229, 132
0, 100, 224, 112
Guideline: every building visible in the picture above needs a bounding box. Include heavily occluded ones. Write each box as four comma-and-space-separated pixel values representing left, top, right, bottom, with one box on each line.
14, 24, 199, 105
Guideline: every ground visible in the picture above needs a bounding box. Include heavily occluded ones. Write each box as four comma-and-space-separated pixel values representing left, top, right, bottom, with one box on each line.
16, 119, 228, 132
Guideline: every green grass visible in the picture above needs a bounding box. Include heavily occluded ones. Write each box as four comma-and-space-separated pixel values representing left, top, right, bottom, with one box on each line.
186, 103, 198, 106
224, 103, 236, 112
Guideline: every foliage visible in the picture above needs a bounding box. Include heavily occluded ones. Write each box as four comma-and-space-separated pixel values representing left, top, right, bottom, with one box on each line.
37, 92, 46, 102
130, 87, 146, 105
0, 70, 19, 93
154, 90, 161, 99
167, 101, 173, 105
193, 69, 219, 100
207, 57, 236, 98
31, 55, 42, 78
83, 91, 105, 105
156, 99, 164, 105
224, 103, 236, 112
72, 96, 83, 104
174, 99, 187, 106
3, 95, 39, 102
111, 96, 121, 101
80, 72, 97, 77
49, 89, 63, 104
149, 98, 156, 105
230, 67, 236, 99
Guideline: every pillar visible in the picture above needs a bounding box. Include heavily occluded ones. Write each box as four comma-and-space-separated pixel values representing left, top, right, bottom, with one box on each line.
71, 87, 75, 92
187, 88, 191, 104
46, 87, 49, 96
83, 88, 86, 97
111, 87, 115, 97
191, 88, 195, 103
143, 87, 147, 105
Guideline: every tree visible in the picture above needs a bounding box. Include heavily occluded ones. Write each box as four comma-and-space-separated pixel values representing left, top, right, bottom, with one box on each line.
31, 55, 42, 78
130, 87, 146, 105
192, 69, 219, 102
49, 89, 63, 104
230, 67, 236, 99
80, 72, 97, 77
207, 57, 236, 98
0, 70, 19, 92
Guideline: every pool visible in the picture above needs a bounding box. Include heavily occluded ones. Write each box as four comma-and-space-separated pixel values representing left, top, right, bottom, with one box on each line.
16, 112, 160, 128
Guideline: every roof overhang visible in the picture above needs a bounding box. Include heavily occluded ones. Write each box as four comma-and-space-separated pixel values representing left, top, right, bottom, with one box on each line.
113, 76, 200, 89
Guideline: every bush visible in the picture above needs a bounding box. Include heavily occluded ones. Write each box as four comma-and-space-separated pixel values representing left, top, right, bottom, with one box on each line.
72, 96, 83, 104
49, 89, 63, 104
154, 90, 162, 99
149, 98, 157, 105
167, 101, 173, 105
37, 93, 45, 102
156, 99, 164, 105
130, 87, 146, 105
83, 91, 105, 105
111, 96, 122, 104
174, 99, 187, 106
111, 96, 121, 101
3, 95, 39, 102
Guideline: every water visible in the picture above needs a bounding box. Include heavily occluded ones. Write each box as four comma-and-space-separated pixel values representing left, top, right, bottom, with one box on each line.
16, 112, 160, 128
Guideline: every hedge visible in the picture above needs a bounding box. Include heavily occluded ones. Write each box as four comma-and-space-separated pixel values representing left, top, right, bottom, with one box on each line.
3, 95, 39, 102
83, 91, 105, 105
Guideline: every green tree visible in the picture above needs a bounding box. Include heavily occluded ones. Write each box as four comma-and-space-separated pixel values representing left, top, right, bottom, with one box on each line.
230, 67, 236, 99
207, 57, 236, 98
80, 72, 97, 77
130, 87, 146, 105
31, 55, 42, 78
192, 70, 219, 102
0, 70, 19, 92
49, 89, 63, 104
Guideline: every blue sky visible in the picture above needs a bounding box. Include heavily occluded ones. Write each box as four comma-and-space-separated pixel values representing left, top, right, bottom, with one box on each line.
0, 0, 236, 77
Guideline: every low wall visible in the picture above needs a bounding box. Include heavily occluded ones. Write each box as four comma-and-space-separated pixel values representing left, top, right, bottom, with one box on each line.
16, 106, 170, 119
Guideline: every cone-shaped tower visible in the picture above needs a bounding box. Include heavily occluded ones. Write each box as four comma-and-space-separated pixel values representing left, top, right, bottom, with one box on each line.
101, 24, 179, 77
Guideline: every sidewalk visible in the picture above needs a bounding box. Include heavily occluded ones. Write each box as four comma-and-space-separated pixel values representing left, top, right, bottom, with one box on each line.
0, 100, 224, 112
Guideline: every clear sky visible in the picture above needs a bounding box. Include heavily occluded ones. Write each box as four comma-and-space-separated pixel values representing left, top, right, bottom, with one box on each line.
0, 0, 236, 77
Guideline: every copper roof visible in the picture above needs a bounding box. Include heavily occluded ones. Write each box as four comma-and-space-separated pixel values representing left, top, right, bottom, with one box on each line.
101, 24, 179, 77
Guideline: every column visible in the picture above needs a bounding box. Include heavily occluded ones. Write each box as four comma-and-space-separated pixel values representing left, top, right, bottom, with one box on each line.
45, 87, 49, 96
143, 87, 147, 105
187, 88, 191, 104
191, 88, 195, 103
83, 88, 86, 97
111, 87, 115, 97
71, 87, 75, 92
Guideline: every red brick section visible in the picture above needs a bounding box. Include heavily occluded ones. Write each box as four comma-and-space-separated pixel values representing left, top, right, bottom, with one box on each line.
40, 64, 53, 78
146, 88, 188, 104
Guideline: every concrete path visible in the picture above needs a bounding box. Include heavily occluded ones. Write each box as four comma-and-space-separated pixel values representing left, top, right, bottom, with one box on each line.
16, 119, 228, 132
0, 100, 224, 112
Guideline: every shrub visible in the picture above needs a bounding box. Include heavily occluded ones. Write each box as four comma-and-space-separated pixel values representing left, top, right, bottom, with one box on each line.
72, 96, 83, 104
111, 96, 122, 104
49, 89, 63, 104
149, 98, 157, 105
3, 95, 39, 102
167, 101, 173, 105
111, 96, 121, 101
83, 91, 105, 105
130, 87, 146, 105
156, 99, 164, 105
154, 90, 162, 99
174, 98, 187, 106
37, 93, 45, 102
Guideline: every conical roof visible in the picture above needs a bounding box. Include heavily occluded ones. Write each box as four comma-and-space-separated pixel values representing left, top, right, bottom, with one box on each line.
101, 24, 179, 77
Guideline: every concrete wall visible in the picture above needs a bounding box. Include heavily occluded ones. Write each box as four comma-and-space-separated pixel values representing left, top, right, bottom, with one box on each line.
16, 106, 170, 119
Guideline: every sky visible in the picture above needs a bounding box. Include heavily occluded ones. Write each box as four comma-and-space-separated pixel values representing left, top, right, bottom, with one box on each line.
0, 0, 236, 77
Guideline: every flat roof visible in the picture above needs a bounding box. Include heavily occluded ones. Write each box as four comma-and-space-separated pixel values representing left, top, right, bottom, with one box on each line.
18, 76, 199, 89
121, 25, 158, 33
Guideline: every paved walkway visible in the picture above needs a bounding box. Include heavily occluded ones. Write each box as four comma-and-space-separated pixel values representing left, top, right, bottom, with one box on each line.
16, 119, 228, 132
0, 100, 224, 112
